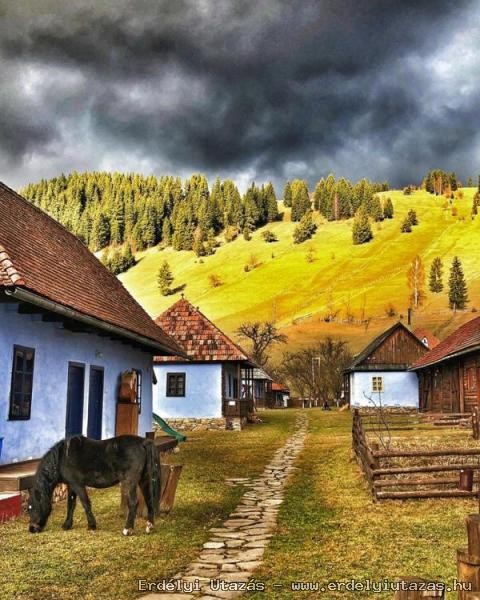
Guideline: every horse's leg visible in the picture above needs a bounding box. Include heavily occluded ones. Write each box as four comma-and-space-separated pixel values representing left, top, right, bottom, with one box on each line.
139, 475, 154, 534
123, 480, 138, 536
62, 486, 77, 530
70, 484, 96, 530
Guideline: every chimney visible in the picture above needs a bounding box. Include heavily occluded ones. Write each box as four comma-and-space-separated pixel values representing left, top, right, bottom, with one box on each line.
407, 308, 413, 326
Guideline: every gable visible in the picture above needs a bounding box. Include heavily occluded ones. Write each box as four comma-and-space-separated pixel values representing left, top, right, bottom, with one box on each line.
354, 323, 428, 369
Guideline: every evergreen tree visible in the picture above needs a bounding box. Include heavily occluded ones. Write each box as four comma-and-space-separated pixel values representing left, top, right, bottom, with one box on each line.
467, 176, 473, 187
293, 212, 317, 244
352, 209, 373, 245
383, 197, 394, 219
407, 209, 418, 226
429, 257, 443, 293
283, 181, 292, 207
265, 182, 279, 222
158, 260, 174, 296
90, 209, 110, 251
400, 217, 412, 233
448, 256, 468, 310
290, 180, 311, 222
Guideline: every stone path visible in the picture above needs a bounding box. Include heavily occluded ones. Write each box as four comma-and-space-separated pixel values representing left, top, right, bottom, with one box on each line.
141, 414, 308, 599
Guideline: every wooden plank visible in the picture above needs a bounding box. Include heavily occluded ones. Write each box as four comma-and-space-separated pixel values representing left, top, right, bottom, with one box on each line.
374, 476, 480, 488
374, 464, 480, 476
373, 448, 480, 459
376, 489, 478, 499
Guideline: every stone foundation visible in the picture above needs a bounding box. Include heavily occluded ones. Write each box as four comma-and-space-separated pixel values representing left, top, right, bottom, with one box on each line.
154, 417, 227, 432
226, 417, 247, 431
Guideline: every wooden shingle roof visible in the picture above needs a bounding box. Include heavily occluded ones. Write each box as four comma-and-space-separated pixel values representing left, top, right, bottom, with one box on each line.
0, 181, 181, 355
154, 298, 253, 364
411, 317, 480, 370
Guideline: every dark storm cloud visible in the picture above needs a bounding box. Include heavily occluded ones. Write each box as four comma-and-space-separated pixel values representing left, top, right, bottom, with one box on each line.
0, 0, 478, 189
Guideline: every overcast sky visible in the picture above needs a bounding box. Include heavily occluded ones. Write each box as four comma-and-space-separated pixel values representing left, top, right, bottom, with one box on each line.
0, 0, 479, 192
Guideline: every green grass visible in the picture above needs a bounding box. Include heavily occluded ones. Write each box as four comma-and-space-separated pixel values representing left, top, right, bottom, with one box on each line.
0, 410, 298, 600
120, 189, 480, 356
247, 409, 477, 599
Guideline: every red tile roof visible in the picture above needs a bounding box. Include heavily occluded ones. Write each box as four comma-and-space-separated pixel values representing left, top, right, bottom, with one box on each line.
271, 382, 289, 393
154, 298, 252, 364
411, 317, 480, 369
0, 181, 181, 354
413, 328, 440, 350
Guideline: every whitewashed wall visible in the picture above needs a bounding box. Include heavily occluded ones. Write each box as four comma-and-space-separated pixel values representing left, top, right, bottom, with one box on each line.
0, 304, 154, 464
153, 363, 223, 418
350, 370, 419, 407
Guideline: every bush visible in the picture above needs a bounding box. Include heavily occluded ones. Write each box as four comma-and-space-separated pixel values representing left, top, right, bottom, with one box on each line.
407, 208, 418, 226
293, 211, 317, 244
101, 245, 136, 275
224, 225, 238, 243
208, 273, 223, 288
385, 303, 397, 317
305, 246, 316, 263
400, 217, 412, 233
244, 253, 261, 272
261, 230, 278, 243
243, 227, 252, 241
403, 186, 414, 195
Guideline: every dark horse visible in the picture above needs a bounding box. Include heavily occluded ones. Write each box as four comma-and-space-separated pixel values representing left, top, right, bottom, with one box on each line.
28, 435, 161, 535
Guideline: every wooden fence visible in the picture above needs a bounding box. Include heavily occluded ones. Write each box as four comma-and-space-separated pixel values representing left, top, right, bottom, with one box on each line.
352, 409, 480, 501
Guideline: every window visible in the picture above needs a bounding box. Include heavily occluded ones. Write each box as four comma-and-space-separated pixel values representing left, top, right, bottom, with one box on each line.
466, 367, 477, 392
9, 346, 35, 420
166, 373, 186, 397
372, 376, 384, 393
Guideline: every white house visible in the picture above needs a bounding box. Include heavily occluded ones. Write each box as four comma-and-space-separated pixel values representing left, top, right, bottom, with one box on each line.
0, 182, 181, 464
343, 322, 429, 408
153, 298, 256, 429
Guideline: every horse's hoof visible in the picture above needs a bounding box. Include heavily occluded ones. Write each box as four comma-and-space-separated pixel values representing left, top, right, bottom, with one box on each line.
62, 522, 72, 531
123, 528, 134, 536
146, 521, 154, 534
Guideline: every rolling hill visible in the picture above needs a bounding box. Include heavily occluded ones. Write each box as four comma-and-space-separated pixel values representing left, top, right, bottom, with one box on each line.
119, 188, 480, 359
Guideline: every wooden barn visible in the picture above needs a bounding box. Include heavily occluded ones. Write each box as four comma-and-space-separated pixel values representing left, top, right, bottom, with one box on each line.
344, 321, 429, 407
411, 316, 480, 413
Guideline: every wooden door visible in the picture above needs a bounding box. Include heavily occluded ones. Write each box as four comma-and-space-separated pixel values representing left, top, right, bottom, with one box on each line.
87, 367, 104, 440
66, 363, 85, 437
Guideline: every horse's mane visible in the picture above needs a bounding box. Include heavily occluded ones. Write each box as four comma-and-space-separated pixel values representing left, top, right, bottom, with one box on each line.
34, 440, 64, 498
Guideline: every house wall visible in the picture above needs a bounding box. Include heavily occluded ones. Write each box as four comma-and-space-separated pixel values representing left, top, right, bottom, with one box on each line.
350, 371, 419, 407
153, 363, 222, 418
0, 305, 153, 464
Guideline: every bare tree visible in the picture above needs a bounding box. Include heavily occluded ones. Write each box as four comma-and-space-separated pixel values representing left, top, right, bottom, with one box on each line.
279, 338, 352, 404
407, 254, 425, 309
236, 321, 287, 368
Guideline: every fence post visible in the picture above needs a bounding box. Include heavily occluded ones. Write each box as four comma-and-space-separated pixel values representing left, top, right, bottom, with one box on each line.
472, 407, 479, 441
393, 577, 445, 598
457, 515, 480, 599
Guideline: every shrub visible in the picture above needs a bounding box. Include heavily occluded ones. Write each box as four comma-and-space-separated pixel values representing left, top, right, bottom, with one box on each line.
244, 253, 260, 272
400, 217, 412, 233
451, 206, 458, 216
243, 227, 252, 241
385, 303, 397, 317
208, 273, 223, 288
262, 230, 278, 243
101, 244, 136, 275
403, 186, 414, 195
305, 246, 316, 263
407, 208, 418, 225
293, 211, 317, 244
224, 225, 238, 243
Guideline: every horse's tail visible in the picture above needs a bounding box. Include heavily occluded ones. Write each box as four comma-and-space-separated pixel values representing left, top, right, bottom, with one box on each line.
144, 440, 161, 517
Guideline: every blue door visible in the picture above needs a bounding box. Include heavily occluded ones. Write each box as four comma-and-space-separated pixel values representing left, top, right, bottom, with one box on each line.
65, 363, 85, 437
87, 367, 104, 440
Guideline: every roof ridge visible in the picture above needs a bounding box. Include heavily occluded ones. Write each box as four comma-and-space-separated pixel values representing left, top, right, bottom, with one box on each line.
0, 243, 25, 286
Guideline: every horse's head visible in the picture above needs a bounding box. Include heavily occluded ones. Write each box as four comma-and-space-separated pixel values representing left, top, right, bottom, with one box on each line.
28, 487, 52, 533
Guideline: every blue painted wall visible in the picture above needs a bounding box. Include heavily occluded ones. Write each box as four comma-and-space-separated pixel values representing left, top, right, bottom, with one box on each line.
153, 363, 223, 418
350, 370, 419, 407
0, 303, 154, 464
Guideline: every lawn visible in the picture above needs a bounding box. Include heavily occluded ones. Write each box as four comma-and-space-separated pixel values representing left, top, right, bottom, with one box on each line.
120, 188, 480, 358
0, 410, 297, 600
248, 409, 477, 599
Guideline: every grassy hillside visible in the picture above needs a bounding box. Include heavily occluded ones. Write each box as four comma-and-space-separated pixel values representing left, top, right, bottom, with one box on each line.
120, 188, 480, 357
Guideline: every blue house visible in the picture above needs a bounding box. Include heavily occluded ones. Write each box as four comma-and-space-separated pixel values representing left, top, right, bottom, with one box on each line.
153, 298, 256, 430
0, 182, 181, 465
343, 322, 429, 408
